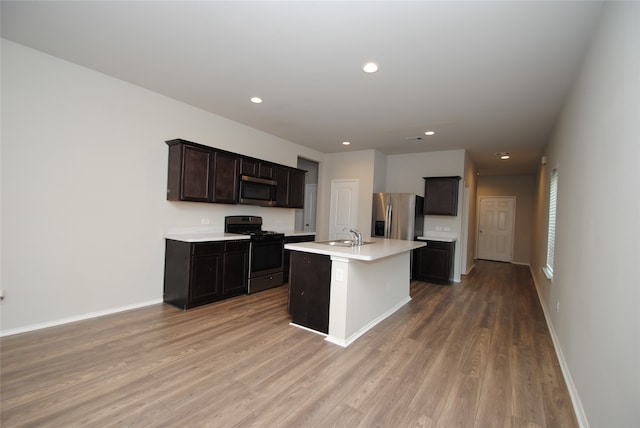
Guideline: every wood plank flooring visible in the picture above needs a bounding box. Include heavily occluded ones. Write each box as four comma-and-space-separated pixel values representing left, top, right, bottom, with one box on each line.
1, 261, 578, 427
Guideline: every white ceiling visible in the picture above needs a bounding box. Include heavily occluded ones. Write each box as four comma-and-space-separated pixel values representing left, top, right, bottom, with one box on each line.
1, 1, 605, 175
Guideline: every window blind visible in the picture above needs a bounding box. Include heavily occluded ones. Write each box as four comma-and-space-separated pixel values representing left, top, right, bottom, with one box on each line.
545, 169, 558, 277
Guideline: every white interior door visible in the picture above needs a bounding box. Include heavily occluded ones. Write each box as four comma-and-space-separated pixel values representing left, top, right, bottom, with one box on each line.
329, 179, 359, 240
477, 196, 515, 262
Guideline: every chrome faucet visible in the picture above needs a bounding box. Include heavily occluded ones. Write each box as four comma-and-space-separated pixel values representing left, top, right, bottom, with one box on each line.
346, 228, 363, 245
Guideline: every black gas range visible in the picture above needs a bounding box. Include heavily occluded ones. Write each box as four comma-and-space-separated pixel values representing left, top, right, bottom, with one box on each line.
225, 216, 285, 293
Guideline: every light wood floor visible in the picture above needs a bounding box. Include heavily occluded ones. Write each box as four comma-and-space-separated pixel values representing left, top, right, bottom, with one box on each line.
1, 261, 577, 427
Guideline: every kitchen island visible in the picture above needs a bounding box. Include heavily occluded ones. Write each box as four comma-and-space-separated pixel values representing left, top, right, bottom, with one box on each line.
284, 237, 425, 347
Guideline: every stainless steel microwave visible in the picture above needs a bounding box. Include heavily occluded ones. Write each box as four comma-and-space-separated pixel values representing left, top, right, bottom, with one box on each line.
238, 175, 277, 206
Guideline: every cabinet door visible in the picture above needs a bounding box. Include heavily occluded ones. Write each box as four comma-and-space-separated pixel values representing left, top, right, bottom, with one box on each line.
213, 152, 239, 203
163, 239, 191, 309
288, 169, 306, 208
283, 235, 316, 283
190, 254, 223, 305
223, 241, 249, 296
275, 166, 290, 207
259, 163, 274, 179
289, 251, 331, 333
413, 241, 454, 284
424, 177, 461, 216
275, 167, 306, 208
167, 141, 214, 202
240, 158, 258, 176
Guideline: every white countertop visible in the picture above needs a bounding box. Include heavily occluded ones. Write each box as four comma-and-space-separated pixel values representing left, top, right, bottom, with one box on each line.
277, 230, 316, 237
163, 228, 315, 243
284, 237, 425, 261
417, 232, 458, 242
164, 232, 250, 242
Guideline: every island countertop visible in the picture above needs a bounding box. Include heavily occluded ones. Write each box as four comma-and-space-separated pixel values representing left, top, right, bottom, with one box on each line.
284, 237, 425, 261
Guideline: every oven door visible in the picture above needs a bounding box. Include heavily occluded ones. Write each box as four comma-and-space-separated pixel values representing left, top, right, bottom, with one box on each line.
250, 240, 284, 277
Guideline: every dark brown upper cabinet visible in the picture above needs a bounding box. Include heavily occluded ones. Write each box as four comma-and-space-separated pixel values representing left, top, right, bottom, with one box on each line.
275, 166, 306, 208
166, 138, 305, 208
259, 163, 274, 179
212, 151, 239, 204
167, 139, 239, 204
240, 158, 259, 176
167, 140, 213, 202
424, 176, 461, 216
240, 158, 274, 179
288, 168, 306, 208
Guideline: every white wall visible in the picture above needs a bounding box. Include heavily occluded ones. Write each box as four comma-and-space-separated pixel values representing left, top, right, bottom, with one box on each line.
0, 40, 324, 334
316, 150, 378, 240
372, 150, 387, 193
531, 3, 640, 426
386, 150, 466, 281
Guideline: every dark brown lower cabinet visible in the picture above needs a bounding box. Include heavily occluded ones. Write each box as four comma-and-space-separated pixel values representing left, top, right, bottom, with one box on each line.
222, 240, 250, 296
413, 240, 455, 284
288, 251, 331, 334
164, 239, 249, 309
283, 234, 316, 282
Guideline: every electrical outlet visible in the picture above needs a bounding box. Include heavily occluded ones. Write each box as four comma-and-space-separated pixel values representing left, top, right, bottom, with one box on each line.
435, 226, 443, 231
556, 301, 560, 312
200, 218, 210, 225
443, 227, 451, 232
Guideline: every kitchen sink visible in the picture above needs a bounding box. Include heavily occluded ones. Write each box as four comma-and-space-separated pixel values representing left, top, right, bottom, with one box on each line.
315, 240, 374, 247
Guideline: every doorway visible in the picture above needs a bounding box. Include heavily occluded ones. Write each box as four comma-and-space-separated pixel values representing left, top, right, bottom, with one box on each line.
295, 158, 319, 232
476, 196, 516, 262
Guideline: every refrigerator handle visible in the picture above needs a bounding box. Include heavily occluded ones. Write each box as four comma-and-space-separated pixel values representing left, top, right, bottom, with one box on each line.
385, 205, 392, 238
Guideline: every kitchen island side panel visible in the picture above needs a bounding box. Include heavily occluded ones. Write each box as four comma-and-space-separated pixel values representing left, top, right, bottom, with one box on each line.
328, 251, 411, 346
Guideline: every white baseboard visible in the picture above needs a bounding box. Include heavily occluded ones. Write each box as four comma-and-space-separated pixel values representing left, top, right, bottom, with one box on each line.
464, 263, 475, 275
289, 322, 328, 337
529, 267, 590, 428
325, 296, 411, 348
0, 299, 163, 337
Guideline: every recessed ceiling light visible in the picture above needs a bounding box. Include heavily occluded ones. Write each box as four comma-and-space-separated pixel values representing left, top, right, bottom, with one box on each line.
425, 131, 435, 136
250, 97, 263, 104
363, 62, 379, 73
342, 141, 351, 146
495, 151, 511, 160
501, 155, 510, 160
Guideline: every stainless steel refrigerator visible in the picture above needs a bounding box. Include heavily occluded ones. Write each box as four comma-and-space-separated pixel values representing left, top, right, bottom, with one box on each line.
372, 193, 424, 240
